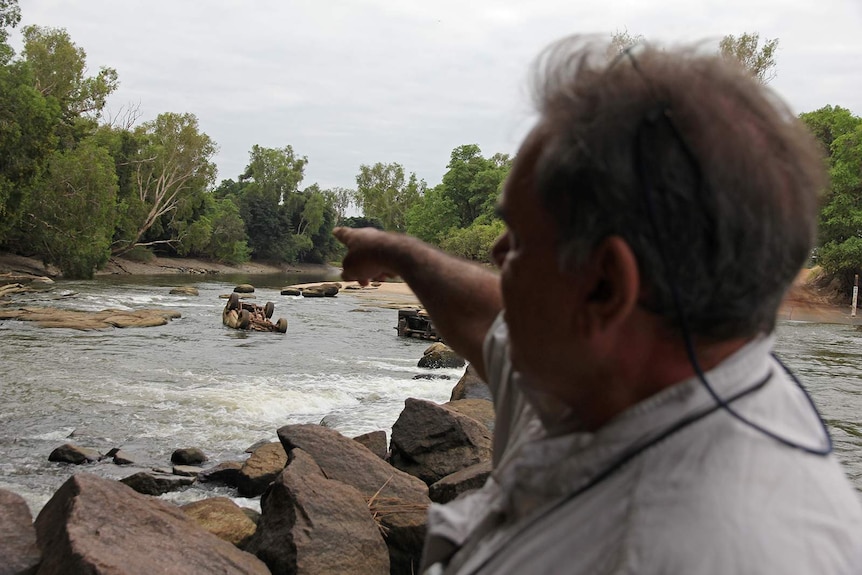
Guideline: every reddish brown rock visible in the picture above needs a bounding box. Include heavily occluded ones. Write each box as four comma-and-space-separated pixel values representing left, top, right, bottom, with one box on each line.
428, 461, 493, 504
181, 497, 257, 549
352, 430, 388, 460
390, 398, 492, 485
278, 424, 429, 575
120, 470, 194, 495
247, 449, 389, 575
48, 443, 101, 464
444, 398, 495, 433
0, 489, 40, 575
198, 461, 243, 487
238, 442, 288, 497
417, 342, 465, 369
449, 363, 492, 401
34, 473, 269, 574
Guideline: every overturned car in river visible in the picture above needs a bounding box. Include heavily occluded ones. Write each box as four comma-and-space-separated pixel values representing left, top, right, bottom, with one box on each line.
222, 293, 287, 333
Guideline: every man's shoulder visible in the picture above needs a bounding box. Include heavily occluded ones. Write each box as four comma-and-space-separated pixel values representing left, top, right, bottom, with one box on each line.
628, 419, 862, 573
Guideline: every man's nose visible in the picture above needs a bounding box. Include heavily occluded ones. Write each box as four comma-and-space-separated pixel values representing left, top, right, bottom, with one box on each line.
491, 232, 509, 268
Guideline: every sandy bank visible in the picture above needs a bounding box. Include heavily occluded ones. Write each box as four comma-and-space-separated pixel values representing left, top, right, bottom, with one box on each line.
288, 280, 420, 309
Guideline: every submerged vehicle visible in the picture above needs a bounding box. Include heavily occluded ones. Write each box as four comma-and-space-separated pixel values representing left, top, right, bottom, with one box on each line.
223, 293, 287, 333
396, 308, 440, 341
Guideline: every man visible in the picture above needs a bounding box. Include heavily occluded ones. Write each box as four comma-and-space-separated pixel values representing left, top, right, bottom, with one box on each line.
334, 36, 862, 574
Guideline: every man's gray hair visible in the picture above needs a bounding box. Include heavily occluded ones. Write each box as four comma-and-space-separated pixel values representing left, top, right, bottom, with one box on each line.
531, 36, 825, 340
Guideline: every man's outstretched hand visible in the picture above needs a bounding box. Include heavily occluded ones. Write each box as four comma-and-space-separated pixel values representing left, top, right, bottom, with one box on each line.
333, 226, 402, 286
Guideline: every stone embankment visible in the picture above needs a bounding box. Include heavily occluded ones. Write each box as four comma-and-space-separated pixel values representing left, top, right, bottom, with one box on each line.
0, 350, 492, 575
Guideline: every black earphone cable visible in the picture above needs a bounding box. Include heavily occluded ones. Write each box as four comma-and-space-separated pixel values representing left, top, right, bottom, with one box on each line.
631, 95, 833, 457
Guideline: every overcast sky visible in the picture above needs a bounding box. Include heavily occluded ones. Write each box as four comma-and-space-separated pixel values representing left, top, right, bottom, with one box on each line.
12, 0, 862, 192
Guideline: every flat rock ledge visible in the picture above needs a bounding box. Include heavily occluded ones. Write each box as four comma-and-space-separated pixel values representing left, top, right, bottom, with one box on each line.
0, 307, 181, 329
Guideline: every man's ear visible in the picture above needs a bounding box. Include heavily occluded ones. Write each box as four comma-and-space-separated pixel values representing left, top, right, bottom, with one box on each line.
573, 236, 640, 336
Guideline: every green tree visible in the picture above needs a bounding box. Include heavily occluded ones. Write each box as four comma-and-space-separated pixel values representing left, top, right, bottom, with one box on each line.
21, 137, 118, 277
800, 106, 862, 292
354, 163, 424, 232
176, 195, 250, 264
112, 112, 217, 256
0, 59, 60, 242
21, 25, 118, 119
0, 0, 21, 64
405, 184, 459, 244
719, 32, 779, 84
234, 145, 307, 260
439, 220, 505, 262
440, 145, 510, 228
323, 186, 352, 225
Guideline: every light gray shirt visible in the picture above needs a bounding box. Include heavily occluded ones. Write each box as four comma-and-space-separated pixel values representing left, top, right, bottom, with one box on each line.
423, 314, 862, 574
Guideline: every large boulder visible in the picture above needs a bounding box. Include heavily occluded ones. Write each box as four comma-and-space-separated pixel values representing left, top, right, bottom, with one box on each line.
246, 449, 389, 575
0, 489, 40, 575
277, 424, 430, 575
417, 342, 465, 369
390, 398, 492, 486
449, 363, 492, 401
234, 284, 255, 293
34, 473, 269, 574
444, 399, 495, 433
181, 497, 258, 549
238, 442, 288, 497
428, 461, 493, 504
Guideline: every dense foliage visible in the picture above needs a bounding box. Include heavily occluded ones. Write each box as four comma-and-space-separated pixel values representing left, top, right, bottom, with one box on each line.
1, 6, 858, 280
0, 2, 346, 276
799, 106, 862, 293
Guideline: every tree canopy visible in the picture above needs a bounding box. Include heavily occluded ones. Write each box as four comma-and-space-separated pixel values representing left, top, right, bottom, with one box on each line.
353, 163, 425, 233
800, 106, 862, 292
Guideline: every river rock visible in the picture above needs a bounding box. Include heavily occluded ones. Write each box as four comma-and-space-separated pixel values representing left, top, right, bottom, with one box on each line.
120, 471, 195, 495
428, 460, 493, 504
245, 439, 273, 453
234, 284, 255, 293
171, 447, 207, 465
417, 342, 465, 369
0, 489, 41, 575
449, 363, 492, 401
301, 287, 325, 298
48, 443, 101, 464
109, 449, 136, 465
0, 307, 181, 329
390, 398, 492, 486
280, 287, 302, 296
169, 286, 199, 296
353, 430, 388, 460
445, 398, 496, 433
247, 449, 390, 575
198, 461, 244, 487
181, 497, 257, 549
237, 442, 288, 497
277, 423, 430, 575
173, 465, 203, 477
34, 473, 269, 574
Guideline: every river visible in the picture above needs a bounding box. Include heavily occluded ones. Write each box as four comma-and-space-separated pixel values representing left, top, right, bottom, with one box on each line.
0, 275, 860, 517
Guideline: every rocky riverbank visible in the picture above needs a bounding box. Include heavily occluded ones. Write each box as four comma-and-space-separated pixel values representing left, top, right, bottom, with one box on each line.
0, 252, 337, 278
0, 362, 491, 575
